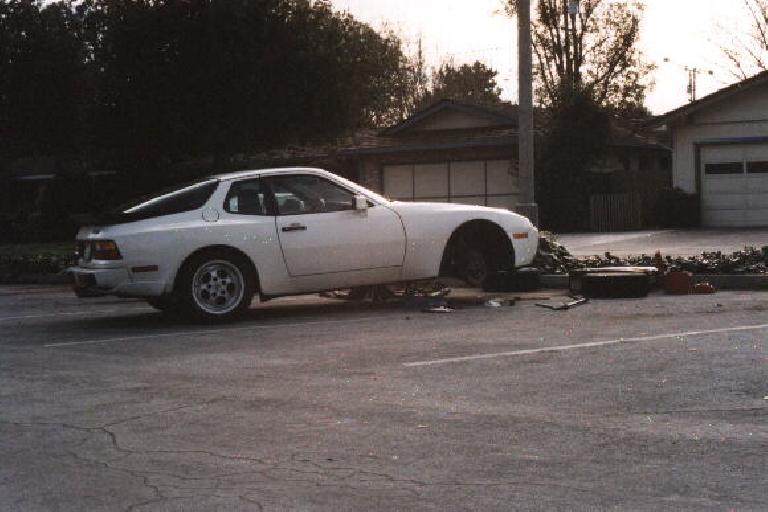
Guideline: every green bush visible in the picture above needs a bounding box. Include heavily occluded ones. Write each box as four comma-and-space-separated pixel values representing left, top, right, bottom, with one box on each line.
659, 188, 699, 228
0, 243, 74, 281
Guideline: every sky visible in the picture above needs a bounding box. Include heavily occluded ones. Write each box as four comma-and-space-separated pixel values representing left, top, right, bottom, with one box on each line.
331, 0, 754, 114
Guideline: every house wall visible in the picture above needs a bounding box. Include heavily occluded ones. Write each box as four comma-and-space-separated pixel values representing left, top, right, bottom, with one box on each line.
355, 146, 517, 194
358, 158, 382, 192
672, 83, 768, 193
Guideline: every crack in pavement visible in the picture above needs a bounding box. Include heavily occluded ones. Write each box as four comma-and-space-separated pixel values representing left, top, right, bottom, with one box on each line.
238, 494, 265, 511
97, 396, 235, 429
1, 418, 643, 508
2, 417, 275, 510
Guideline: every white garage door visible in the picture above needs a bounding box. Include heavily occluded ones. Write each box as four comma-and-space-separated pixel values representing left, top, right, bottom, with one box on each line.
382, 160, 519, 210
701, 144, 768, 227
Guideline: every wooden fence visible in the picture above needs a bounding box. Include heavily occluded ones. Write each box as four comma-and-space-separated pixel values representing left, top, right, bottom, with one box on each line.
589, 193, 643, 232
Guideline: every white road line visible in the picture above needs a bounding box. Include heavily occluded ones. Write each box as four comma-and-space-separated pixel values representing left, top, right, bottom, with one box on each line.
0, 308, 151, 322
0, 289, 72, 297
403, 323, 768, 368
44, 315, 385, 348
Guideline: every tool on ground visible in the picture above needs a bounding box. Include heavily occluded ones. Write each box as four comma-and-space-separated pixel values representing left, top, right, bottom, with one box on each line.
536, 295, 588, 311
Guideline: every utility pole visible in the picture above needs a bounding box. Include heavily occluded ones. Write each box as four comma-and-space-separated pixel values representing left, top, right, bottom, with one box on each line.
516, 0, 537, 225
663, 58, 714, 103
685, 67, 713, 102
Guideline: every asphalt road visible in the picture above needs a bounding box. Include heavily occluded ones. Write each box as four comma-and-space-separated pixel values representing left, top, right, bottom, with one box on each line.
1, 286, 767, 511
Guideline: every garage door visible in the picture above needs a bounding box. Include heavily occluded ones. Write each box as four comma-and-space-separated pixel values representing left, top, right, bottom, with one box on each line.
701, 145, 768, 227
382, 160, 519, 210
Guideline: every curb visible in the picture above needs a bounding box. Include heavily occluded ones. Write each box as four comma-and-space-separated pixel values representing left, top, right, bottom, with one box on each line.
690, 274, 768, 290
541, 273, 768, 291
2, 273, 768, 290
541, 275, 569, 289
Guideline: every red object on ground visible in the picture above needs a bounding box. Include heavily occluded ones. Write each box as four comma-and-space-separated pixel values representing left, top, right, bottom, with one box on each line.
693, 282, 716, 294
664, 271, 692, 295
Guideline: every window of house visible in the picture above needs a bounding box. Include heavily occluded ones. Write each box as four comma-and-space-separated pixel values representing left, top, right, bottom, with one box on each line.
704, 162, 744, 175
747, 161, 768, 174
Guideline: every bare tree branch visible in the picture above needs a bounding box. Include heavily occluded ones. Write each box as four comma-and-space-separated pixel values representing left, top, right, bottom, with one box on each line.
506, 0, 648, 111
718, 0, 768, 79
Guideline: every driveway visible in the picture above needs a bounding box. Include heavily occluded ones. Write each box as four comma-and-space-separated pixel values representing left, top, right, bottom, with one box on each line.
2, 285, 768, 511
558, 228, 768, 257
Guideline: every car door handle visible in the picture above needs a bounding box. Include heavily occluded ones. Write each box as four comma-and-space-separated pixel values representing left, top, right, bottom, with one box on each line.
281, 223, 307, 232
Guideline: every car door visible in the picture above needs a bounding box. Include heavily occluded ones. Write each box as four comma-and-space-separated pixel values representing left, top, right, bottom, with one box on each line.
219, 177, 289, 293
266, 173, 405, 277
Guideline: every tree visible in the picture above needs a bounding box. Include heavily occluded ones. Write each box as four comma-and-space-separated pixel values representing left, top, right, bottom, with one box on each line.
721, 0, 768, 79
418, 60, 503, 108
372, 36, 429, 127
503, 0, 653, 230
0, 0, 415, 172
81, 0, 413, 169
0, 0, 91, 164
505, 0, 652, 112
536, 87, 610, 231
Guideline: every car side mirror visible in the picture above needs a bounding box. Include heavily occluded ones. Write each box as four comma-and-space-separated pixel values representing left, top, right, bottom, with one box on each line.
354, 194, 368, 211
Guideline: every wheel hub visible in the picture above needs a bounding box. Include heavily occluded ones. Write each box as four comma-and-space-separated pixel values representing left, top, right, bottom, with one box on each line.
192, 260, 245, 314
463, 251, 489, 287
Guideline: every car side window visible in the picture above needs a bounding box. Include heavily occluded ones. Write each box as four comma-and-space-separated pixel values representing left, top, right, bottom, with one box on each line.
266, 175, 356, 215
224, 179, 268, 215
120, 180, 219, 219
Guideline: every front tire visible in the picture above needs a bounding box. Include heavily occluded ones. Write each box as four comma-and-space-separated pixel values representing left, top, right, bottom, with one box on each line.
174, 249, 255, 322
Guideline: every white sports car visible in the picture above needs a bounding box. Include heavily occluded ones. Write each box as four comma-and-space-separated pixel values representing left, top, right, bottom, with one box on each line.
69, 167, 538, 320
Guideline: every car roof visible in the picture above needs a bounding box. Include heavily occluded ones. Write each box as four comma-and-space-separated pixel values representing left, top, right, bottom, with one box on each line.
212, 167, 330, 181
211, 166, 391, 205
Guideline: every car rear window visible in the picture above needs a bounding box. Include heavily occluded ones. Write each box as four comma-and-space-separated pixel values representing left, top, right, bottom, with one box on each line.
121, 180, 219, 218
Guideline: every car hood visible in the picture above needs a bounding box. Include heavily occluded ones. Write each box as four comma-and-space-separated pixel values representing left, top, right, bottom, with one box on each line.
388, 200, 530, 222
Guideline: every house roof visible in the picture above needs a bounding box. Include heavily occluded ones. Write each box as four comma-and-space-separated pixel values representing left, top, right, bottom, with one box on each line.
340, 98, 668, 156
648, 69, 768, 127
381, 98, 519, 136
339, 129, 519, 156
609, 122, 670, 151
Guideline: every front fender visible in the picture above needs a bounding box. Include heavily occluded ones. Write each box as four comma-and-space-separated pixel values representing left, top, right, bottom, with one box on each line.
393, 202, 537, 279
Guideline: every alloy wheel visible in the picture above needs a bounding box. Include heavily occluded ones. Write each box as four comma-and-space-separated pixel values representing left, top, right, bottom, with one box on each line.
191, 260, 246, 315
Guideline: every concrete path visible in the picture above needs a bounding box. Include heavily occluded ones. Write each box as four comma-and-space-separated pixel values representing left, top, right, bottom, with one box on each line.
558, 229, 768, 257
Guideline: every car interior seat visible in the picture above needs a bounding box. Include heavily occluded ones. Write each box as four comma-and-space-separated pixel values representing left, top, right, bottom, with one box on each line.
238, 190, 263, 215
281, 197, 303, 215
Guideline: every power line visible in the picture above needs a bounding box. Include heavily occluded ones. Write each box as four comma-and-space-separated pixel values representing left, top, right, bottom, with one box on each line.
662, 57, 715, 102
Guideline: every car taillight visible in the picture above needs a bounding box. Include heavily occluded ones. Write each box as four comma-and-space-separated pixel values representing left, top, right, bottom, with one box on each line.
92, 240, 122, 260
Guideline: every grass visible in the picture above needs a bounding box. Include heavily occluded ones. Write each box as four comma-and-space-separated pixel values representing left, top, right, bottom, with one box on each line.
0, 242, 73, 259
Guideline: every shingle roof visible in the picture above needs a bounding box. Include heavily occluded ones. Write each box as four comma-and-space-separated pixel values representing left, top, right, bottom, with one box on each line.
340, 99, 667, 155
648, 69, 768, 127
381, 98, 519, 135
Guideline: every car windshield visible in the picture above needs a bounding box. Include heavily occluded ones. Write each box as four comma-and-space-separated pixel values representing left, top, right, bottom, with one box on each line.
328, 173, 390, 204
